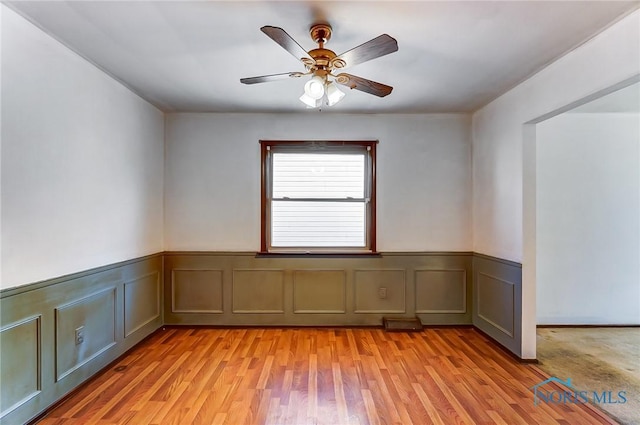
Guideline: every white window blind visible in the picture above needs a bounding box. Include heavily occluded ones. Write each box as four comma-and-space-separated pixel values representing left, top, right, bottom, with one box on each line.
271, 152, 367, 247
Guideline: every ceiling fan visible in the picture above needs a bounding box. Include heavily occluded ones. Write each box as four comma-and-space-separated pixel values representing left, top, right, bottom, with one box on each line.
240, 24, 398, 107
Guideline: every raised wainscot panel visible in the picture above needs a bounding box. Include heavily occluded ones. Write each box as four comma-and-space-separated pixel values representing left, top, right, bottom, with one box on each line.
232, 269, 285, 313
477, 272, 515, 337
55, 288, 116, 381
0, 316, 41, 419
293, 270, 346, 313
124, 272, 161, 337
172, 269, 223, 313
415, 269, 466, 313
354, 269, 406, 313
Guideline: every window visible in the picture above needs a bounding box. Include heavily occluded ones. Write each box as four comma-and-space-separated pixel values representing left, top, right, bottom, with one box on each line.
260, 140, 377, 253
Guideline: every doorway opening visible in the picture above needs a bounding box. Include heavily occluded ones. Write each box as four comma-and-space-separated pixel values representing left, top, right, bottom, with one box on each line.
526, 81, 640, 424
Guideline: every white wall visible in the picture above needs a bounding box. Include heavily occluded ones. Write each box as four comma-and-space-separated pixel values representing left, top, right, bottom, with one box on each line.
1, 5, 165, 289
537, 113, 640, 324
165, 113, 472, 252
0, 5, 4, 287
473, 10, 640, 263
472, 9, 640, 358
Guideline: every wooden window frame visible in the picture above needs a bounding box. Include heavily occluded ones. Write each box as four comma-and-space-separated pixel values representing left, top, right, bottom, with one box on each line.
260, 140, 377, 255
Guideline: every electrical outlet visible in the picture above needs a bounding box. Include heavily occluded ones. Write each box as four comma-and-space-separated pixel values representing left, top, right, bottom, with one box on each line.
75, 326, 85, 346
378, 287, 387, 299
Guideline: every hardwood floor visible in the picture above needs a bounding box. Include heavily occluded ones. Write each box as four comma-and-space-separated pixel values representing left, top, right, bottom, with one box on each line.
37, 327, 617, 424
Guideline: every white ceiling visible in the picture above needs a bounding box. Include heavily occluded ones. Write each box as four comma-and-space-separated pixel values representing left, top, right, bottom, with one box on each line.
6, 1, 639, 113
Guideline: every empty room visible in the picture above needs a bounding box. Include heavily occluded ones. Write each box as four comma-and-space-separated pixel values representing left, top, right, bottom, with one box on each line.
1, 1, 639, 424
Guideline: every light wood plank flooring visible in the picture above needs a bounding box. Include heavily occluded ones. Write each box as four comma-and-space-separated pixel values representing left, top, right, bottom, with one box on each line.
37, 327, 617, 424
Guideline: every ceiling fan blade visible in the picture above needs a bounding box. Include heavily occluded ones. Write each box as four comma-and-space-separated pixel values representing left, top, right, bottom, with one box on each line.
240, 72, 304, 85
335, 34, 398, 68
334, 73, 393, 97
261, 26, 312, 62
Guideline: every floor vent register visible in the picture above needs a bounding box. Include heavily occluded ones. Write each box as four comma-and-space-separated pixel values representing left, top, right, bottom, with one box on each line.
383, 317, 423, 332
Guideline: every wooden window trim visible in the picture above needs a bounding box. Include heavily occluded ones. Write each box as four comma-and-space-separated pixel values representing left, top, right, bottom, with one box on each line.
259, 140, 378, 254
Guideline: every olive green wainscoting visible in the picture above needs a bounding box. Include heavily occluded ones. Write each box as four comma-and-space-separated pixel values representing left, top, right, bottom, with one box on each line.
0, 251, 522, 424
163, 252, 475, 326
0, 255, 163, 425
472, 253, 523, 357
162, 252, 522, 354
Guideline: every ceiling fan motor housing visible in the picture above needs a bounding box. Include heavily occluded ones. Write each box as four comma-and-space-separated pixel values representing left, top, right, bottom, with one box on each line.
306, 24, 347, 70
308, 48, 335, 68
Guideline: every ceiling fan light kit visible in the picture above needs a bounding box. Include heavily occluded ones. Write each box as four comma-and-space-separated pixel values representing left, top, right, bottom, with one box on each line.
299, 92, 320, 108
326, 82, 346, 106
304, 74, 326, 100
240, 23, 398, 108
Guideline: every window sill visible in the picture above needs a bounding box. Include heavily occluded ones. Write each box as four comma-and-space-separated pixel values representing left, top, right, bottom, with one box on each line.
256, 251, 381, 258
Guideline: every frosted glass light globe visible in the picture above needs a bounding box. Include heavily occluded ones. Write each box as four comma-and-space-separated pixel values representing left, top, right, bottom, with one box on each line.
304, 76, 325, 100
